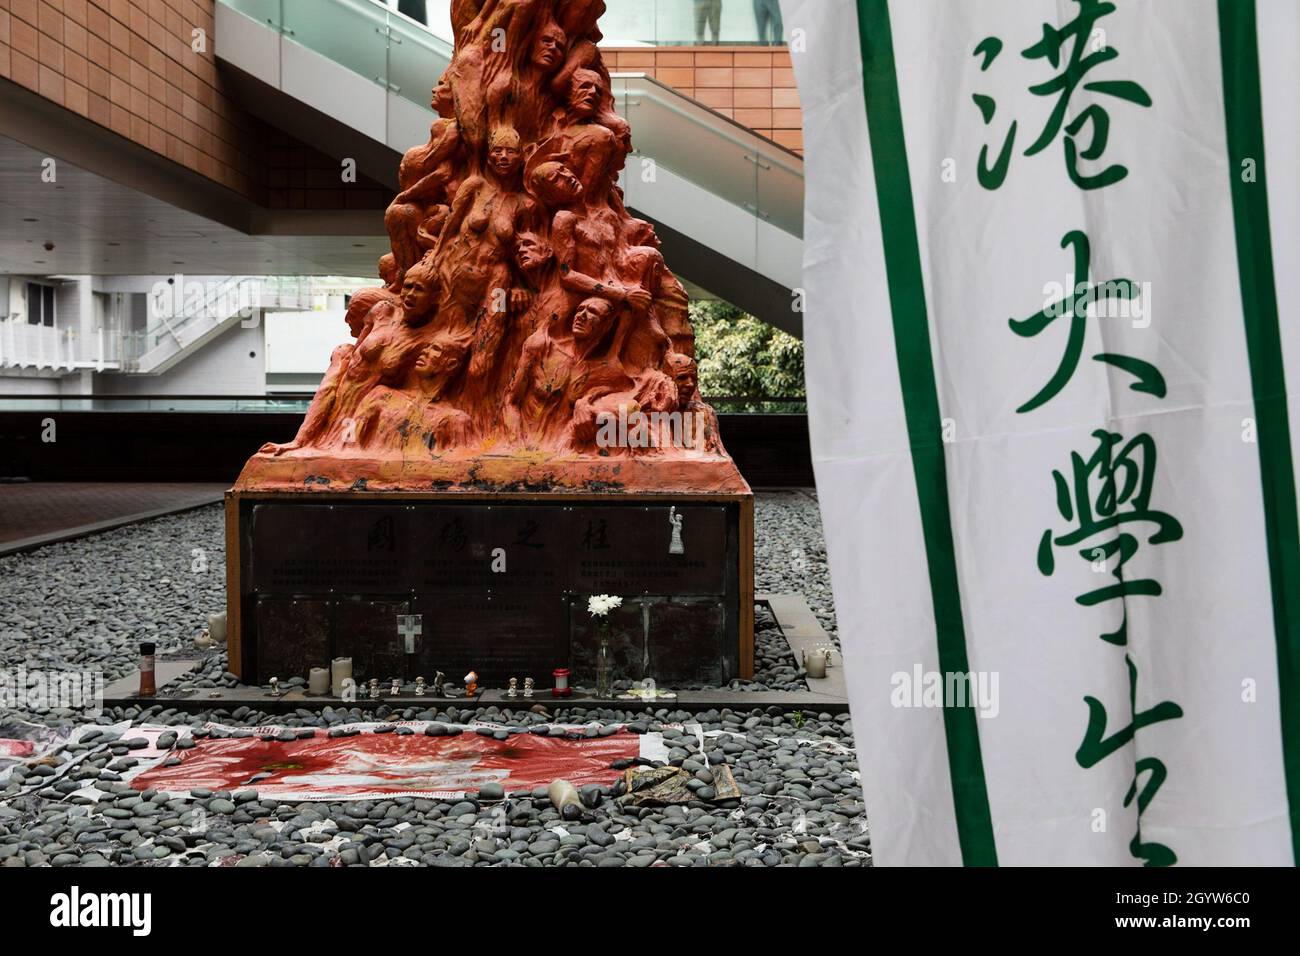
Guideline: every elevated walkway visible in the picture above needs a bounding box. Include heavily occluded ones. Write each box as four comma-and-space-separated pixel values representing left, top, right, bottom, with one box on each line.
214, 0, 804, 336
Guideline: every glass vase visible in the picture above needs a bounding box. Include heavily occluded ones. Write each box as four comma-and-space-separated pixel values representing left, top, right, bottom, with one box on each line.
596, 631, 613, 698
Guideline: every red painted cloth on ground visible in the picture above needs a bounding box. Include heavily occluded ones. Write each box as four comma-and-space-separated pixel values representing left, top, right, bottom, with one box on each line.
131, 728, 639, 799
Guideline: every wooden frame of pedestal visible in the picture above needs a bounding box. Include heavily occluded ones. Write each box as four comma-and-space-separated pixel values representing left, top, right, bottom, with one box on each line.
224, 490, 754, 689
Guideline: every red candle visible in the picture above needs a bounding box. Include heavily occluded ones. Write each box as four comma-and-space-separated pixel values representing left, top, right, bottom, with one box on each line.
138, 642, 156, 697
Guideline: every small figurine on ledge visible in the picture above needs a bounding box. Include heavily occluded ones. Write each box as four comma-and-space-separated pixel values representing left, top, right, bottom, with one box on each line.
464, 671, 479, 697
368, 678, 381, 700
523, 677, 535, 699
669, 506, 685, 555
507, 677, 518, 698
390, 677, 402, 697
269, 676, 283, 697
434, 671, 447, 696
415, 676, 427, 696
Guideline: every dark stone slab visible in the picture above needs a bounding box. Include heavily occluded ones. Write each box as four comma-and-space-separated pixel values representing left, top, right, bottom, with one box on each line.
239, 498, 741, 687
407, 506, 566, 594
411, 593, 566, 684
569, 597, 727, 686
411, 506, 492, 592
568, 506, 727, 595
250, 504, 411, 594
253, 598, 330, 682
331, 597, 413, 686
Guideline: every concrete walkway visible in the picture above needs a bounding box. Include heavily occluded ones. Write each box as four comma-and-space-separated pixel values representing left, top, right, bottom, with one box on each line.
0, 482, 227, 556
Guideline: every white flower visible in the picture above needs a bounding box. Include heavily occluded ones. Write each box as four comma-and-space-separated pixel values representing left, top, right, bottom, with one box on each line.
587, 594, 623, 618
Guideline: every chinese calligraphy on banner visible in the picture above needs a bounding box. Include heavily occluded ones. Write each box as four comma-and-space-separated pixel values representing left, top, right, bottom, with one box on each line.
786, 0, 1300, 864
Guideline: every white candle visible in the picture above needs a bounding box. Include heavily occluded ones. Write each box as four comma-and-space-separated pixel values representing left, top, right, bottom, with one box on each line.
208, 611, 227, 643
805, 650, 828, 680
331, 657, 353, 697
309, 667, 330, 695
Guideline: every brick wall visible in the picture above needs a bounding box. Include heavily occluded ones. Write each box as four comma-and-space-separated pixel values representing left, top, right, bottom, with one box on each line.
603, 45, 802, 154
0, 0, 387, 208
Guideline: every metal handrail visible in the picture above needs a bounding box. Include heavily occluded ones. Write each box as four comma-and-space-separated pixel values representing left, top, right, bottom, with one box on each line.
144, 275, 256, 345
611, 71, 804, 169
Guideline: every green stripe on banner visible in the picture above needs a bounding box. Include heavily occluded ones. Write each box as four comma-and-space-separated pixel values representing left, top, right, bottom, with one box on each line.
1218, 0, 1300, 863
854, 0, 997, 865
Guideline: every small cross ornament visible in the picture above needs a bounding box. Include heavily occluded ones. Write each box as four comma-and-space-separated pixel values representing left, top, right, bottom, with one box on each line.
396, 614, 423, 654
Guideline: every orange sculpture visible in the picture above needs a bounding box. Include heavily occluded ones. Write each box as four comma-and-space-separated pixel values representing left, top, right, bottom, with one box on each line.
236, 0, 747, 495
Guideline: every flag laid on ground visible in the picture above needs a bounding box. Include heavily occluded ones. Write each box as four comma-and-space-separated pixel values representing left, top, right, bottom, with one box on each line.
783, 0, 1299, 865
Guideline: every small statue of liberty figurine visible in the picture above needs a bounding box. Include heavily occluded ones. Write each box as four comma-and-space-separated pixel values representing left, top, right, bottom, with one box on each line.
668, 507, 685, 555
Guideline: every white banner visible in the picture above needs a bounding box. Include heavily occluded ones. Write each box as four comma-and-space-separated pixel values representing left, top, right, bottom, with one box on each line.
785, 0, 1300, 865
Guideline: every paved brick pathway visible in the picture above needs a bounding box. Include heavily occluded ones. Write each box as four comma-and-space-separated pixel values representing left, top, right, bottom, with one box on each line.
0, 482, 227, 554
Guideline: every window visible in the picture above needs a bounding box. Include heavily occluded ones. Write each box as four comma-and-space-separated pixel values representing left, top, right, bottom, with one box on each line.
26, 283, 55, 327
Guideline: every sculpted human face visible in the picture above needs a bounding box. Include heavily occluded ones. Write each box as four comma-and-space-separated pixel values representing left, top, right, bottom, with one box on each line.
516, 234, 551, 272
415, 339, 462, 378
673, 364, 698, 400
569, 73, 601, 118
573, 299, 613, 342
531, 26, 566, 71
488, 136, 523, 179
401, 271, 438, 321
535, 163, 583, 206
431, 80, 454, 118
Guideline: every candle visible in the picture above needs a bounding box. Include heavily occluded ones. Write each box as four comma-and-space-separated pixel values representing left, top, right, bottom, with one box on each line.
208, 611, 227, 644
548, 779, 580, 816
309, 667, 330, 695
804, 650, 828, 680
331, 657, 353, 697
138, 642, 156, 697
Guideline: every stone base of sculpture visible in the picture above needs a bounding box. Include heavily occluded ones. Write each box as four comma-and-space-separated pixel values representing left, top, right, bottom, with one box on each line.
224, 491, 754, 689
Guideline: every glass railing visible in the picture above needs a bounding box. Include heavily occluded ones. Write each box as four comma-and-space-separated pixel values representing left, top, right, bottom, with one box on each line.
227, 0, 454, 112
217, 1, 801, 234
229, 0, 787, 49
610, 73, 802, 237
600, 0, 788, 46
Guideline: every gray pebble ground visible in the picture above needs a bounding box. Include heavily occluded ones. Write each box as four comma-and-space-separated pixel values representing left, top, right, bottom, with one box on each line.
0, 489, 868, 867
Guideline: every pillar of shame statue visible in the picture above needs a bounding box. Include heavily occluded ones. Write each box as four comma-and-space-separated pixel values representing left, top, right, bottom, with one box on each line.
235, 0, 748, 495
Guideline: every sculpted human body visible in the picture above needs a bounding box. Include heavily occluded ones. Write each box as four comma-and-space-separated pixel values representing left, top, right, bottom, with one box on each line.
507, 297, 633, 448
319, 262, 443, 450
385, 80, 463, 280
259, 288, 394, 456
245, 0, 735, 483
435, 128, 539, 352
354, 334, 472, 453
